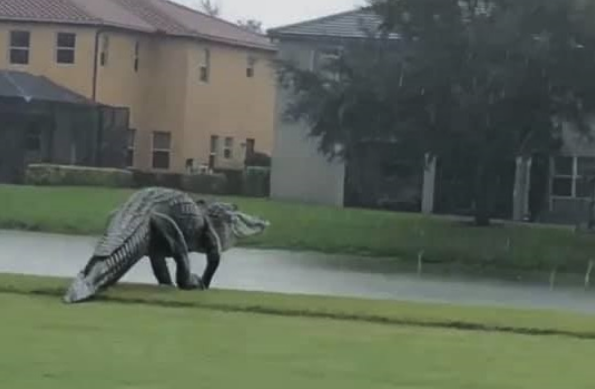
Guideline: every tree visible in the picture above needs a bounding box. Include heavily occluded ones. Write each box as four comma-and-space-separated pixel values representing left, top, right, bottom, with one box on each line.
197, 0, 221, 17
237, 19, 264, 34
277, 0, 595, 226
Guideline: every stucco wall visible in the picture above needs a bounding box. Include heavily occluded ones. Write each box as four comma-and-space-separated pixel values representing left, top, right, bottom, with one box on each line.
269, 38, 346, 206
0, 22, 277, 174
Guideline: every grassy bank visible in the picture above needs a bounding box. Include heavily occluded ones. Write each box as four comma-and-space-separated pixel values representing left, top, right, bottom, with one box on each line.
1, 184, 595, 275
2, 273, 595, 338
0, 275, 594, 389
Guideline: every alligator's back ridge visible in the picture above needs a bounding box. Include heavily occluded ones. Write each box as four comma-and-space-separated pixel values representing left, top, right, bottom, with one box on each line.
92, 187, 182, 257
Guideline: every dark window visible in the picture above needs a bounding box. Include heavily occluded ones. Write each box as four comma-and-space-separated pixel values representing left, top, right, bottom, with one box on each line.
25, 124, 41, 151
246, 138, 255, 157
100, 35, 109, 66
577, 157, 595, 177
152, 131, 170, 170
9, 30, 30, 65
152, 151, 169, 169
56, 32, 76, 64
224, 137, 233, 159
134, 41, 140, 72
246, 56, 255, 78
200, 48, 210, 82
552, 177, 573, 197
126, 129, 136, 167
576, 179, 594, 198
553, 156, 573, 175
210, 135, 219, 154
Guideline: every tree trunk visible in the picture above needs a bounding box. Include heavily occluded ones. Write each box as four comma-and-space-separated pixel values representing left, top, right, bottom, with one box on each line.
474, 162, 491, 227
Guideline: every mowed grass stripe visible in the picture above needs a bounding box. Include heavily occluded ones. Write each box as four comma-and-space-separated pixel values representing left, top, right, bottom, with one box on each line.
2, 273, 595, 341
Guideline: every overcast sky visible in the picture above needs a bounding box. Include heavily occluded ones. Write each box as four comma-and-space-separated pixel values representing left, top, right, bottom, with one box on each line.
176, 0, 366, 30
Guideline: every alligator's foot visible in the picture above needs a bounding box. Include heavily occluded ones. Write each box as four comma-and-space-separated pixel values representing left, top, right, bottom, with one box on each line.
178, 273, 206, 291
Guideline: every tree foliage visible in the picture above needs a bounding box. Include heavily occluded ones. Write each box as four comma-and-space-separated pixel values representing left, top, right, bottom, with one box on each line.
277, 0, 595, 225
197, 0, 221, 17
237, 19, 264, 34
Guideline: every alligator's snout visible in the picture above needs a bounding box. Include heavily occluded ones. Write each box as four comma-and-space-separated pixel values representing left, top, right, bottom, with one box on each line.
63, 273, 96, 304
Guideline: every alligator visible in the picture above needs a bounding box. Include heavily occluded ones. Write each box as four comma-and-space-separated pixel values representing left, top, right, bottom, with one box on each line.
63, 187, 270, 304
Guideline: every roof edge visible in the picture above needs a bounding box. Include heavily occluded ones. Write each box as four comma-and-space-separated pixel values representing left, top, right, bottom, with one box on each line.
267, 6, 372, 36
162, 0, 273, 41
0, 17, 276, 51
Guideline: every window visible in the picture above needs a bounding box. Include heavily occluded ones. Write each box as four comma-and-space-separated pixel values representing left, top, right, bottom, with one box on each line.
126, 129, 136, 168
152, 131, 171, 169
224, 137, 233, 159
25, 123, 41, 152
9, 30, 30, 65
209, 135, 219, 169
246, 55, 256, 78
200, 48, 210, 82
100, 35, 109, 66
551, 156, 595, 198
134, 41, 140, 72
314, 47, 342, 81
56, 32, 76, 64
245, 138, 255, 159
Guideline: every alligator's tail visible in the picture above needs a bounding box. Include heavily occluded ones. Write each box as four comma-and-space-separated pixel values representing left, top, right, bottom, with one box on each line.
63, 271, 97, 304
63, 258, 111, 304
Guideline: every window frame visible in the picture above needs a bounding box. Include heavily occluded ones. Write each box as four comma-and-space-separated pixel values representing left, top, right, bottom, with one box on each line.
550, 155, 595, 199
199, 48, 211, 83
151, 131, 171, 170
100, 34, 109, 67
133, 40, 140, 72
8, 30, 31, 65
126, 128, 136, 168
223, 136, 233, 159
55, 31, 77, 65
246, 55, 256, 78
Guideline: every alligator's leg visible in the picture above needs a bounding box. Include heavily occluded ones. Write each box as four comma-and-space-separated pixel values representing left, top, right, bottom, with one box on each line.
200, 221, 222, 289
147, 229, 174, 286
150, 212, 204, 290
149, 253, 174, 286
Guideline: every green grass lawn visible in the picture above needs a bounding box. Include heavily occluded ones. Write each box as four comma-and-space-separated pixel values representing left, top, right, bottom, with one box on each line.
1, 184, 594, 275
3, 273, 595, 339
0, 281, 594, 389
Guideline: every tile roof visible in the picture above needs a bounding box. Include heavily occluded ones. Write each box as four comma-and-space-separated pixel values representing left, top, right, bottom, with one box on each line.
267, 8, 400, 41
0, 70, 96, 105
0, 0, 275, 51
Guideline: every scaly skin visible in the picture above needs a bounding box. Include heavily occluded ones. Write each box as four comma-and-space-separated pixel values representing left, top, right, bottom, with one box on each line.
63, 187, 270, 304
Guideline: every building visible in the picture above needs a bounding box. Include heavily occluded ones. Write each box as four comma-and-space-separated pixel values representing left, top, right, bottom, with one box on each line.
0, 0, 277, 176
268, 8, 595, 225
267, 9, 433, 211
0, 69, 128, 182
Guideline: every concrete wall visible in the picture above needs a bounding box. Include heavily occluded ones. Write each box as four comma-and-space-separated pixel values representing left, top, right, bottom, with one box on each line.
0, 22, 277, 173
270, 38, 346, 206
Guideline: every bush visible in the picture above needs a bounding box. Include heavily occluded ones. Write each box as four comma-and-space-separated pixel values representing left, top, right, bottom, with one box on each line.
245, 152, 271, 167
24, 164, 133, 188
181, 173, 228, 195
130, 170, 228, 195
242, 167, 270, 197
130, 170, 183, 189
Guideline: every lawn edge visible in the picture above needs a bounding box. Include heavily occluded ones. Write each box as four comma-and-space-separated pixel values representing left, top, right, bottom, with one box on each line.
2, 273, 595, 341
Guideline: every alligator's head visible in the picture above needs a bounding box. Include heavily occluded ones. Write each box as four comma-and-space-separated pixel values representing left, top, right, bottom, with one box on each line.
204, 201, 270, 250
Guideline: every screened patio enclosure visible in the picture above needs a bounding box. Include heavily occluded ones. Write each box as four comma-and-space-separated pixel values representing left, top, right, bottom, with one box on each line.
0, 70, 129, 183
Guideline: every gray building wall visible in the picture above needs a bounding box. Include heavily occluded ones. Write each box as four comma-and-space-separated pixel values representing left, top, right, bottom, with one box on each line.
270, 39, 346, 206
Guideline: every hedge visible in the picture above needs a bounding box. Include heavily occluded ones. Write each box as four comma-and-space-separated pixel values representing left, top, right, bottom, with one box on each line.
25, 164, 133, 188
23, 164, 269, 197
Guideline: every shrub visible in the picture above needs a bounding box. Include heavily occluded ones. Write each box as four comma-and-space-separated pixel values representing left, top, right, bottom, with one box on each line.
181, 173, 228, 195
130, 170, 183, 189
242, 167, 270, 197
130, 170, 228, 195
245, 152, 271, 167
24, 164, 133, 188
